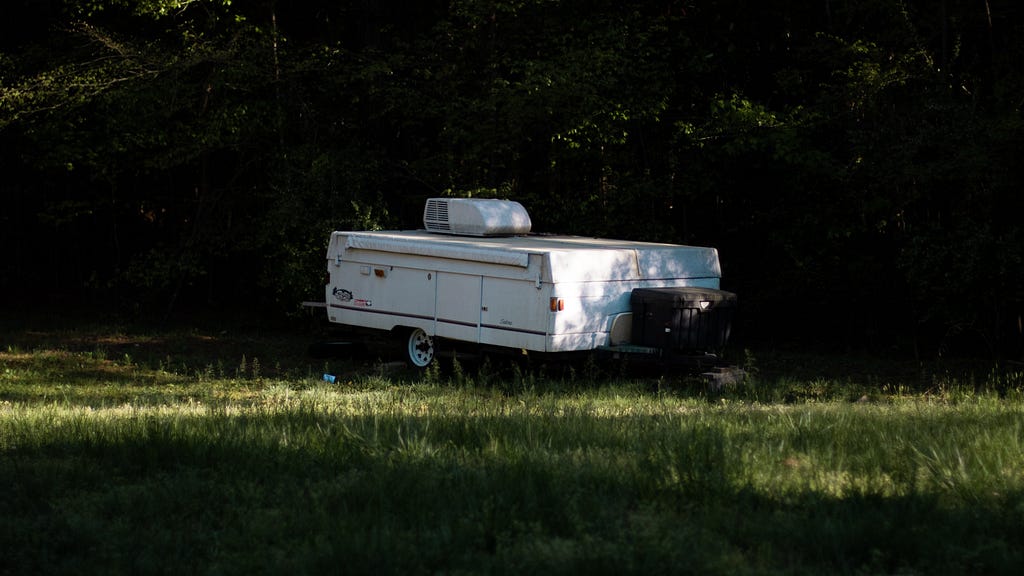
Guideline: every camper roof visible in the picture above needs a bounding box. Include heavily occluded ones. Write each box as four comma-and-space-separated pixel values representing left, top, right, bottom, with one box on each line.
335, 230, 722, 282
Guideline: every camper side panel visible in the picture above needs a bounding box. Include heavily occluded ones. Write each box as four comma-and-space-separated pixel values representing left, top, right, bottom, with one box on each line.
327, 262, 436, 334
326, 235, 549, 349
479, 276, 550, 351
436, 272, 482, 342
547, 283, 632, 352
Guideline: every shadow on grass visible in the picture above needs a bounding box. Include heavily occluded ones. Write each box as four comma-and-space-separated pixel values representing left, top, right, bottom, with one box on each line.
2, 411, 1022, 576
0, 324, 369, 381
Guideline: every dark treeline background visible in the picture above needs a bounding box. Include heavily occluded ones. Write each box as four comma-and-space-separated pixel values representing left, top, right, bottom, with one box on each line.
2, 0, 1022, 358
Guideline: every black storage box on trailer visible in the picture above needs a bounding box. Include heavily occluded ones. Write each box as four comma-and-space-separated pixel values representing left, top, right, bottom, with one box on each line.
630, 287, 736, 352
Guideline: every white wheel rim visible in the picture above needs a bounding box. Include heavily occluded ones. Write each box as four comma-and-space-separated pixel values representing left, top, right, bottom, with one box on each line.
407, 329, 434, 367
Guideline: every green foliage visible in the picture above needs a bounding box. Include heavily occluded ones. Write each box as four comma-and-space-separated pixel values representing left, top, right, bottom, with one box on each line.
1, 0, 1022, 353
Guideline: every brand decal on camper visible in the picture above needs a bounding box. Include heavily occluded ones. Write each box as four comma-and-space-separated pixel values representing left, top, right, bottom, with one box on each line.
352, 299, 373, 307
333, 288, 353, 302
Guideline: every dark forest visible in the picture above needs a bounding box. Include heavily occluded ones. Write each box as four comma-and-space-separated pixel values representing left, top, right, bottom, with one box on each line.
2, 0, 1022, 358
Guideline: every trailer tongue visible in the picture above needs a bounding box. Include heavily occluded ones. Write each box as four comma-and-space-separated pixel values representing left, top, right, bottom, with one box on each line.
323, 198, 735, 368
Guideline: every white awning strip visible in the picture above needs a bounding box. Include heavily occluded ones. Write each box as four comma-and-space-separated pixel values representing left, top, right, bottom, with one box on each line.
344, 234, 530, 267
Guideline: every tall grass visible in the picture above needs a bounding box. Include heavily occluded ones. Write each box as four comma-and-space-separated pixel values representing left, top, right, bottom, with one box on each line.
2, 331, 1023, 574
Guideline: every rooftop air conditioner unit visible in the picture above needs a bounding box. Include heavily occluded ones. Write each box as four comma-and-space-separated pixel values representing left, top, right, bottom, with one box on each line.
423, 198, 532, 236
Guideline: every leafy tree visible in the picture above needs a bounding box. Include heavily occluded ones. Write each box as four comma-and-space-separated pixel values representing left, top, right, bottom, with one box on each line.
1, 0, 1020, 355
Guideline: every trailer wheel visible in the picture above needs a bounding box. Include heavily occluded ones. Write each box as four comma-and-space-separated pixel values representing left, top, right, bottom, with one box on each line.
402, 328, 435, 368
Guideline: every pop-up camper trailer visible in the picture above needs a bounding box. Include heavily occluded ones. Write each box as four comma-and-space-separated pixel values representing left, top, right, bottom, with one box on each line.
324, 198, 735, 367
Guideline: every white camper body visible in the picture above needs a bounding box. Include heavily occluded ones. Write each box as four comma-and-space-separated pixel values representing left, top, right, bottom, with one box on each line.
324, 199, 726, 365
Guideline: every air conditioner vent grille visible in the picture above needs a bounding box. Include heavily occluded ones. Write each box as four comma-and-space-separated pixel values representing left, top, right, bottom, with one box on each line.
424, 199, 451, 231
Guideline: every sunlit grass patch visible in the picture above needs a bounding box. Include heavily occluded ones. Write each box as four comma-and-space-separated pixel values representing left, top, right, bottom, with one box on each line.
3, 327, 1024, 574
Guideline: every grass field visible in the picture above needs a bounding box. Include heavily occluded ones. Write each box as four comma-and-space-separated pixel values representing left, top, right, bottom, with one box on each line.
2, 326, 1024, 575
